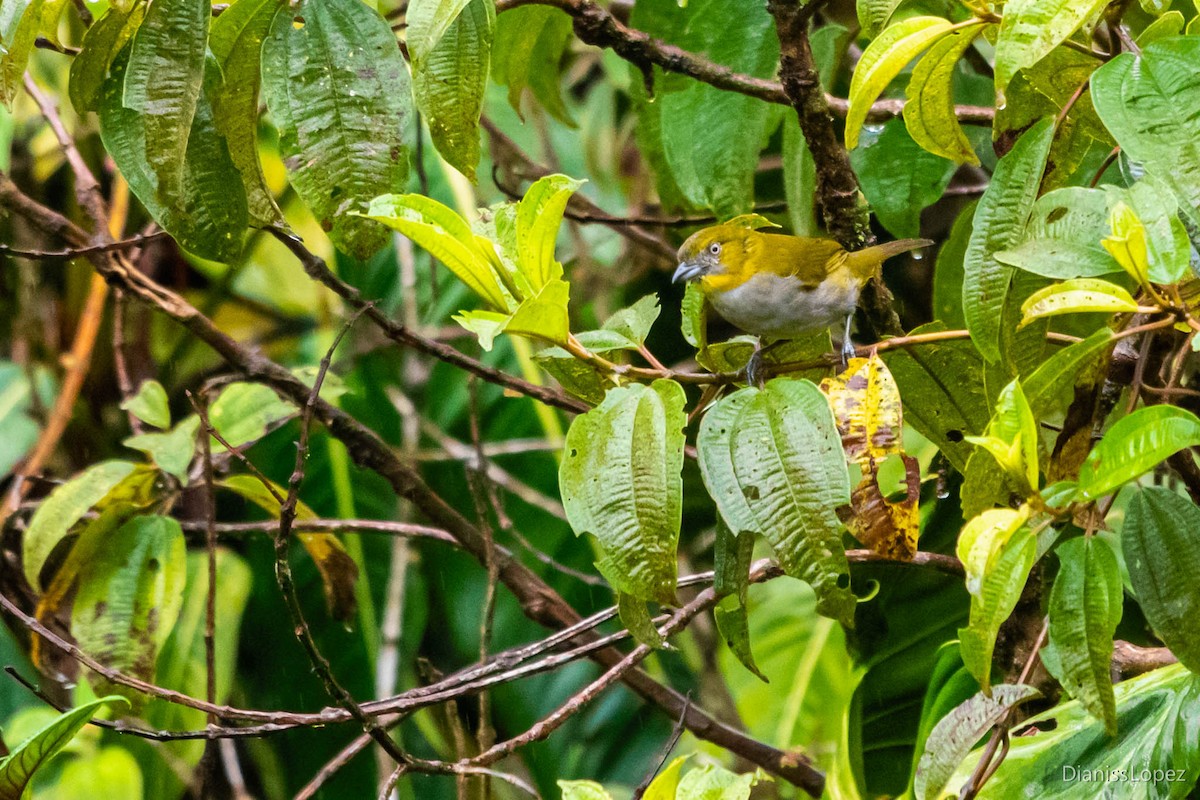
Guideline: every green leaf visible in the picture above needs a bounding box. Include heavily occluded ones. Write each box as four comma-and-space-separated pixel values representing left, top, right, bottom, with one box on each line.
966, 379, 1038, 493
1076, 406, 1200, 500
907, 644, 980, 797
0, 695, 129, 800
634, 0, 781, 216
846, 16, 956, 150
643, 755, 690, 800
410, 0, 494, 182
617, 590, 665, 649
883, 322, 991, 471
1022, 328, 1115, 420
491, 5, 573, 124
23, 460, 138, 591
601, 295, 660, 348
931, 201, 975, 329
55, 746, 142, 800
912, 684, 1040, 800
675, 762, 767, 799
1019, 278, 1139, 327
209, 0, 286, 225
1092, 37, 1200, 228
905, 24, 986, 166
405, 0, 472, 59
0, 0, 45, 108
1103, 180, 1193, 285
260, 0, 411, 259
119, 379, 170, 429
681, 281, 707, 351
100, 47, 249, 262
993, 0, 1109, 99
534, 348, 613, 405
560, 380, 686, 605
0, 361, 51, 478
557, 780, 613, 800
957, 513, 1036, 691
947, 664, 1200, 798
495, 277, 571, 346
713, 522, 766, 680
1123, 488, 1200, 673
850, 118, 956, 238
994, 187, 1121, 279
122, 416, 200, 481
206, 382, 296, 451
1102, 201, 1153, 289
1045, 536, 1122, 733
364, 193, 511, 310
857, 0, 903, 37
516, 174, 584, 291
963, 118, 1054, 363
122, 0, 209, 194
697, 380, 855, 626
1137, 10, 1185, 47
68, 5, 145, 115
72, 515, 187, 701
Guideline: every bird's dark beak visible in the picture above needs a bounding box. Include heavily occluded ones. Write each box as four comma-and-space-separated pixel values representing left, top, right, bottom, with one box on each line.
672, 261, 703, 283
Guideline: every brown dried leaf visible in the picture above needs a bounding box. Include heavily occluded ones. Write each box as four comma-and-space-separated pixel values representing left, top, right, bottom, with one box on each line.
840, 454, 921, 561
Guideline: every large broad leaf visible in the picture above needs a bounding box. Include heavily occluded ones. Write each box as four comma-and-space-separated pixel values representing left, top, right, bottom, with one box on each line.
23, 460, 138, 591
205, 381, 296, 451
260, 0, 411, 259
963, 118, 1054, 363
560, 380, 686, 606
410, 0, 493, 181
850, 118, 956, 239
209, 0, 286, 225
913, 683, 1040, 800
1092, 37, 1200, 227
631, 0, 781, 216
0, 0, 44, 108
1043, 536, 1122, 734
71, 515, 187, 703
905, 24, 986, 166
883, 322, 991, 471
698, 379, 855, 626
1103, 180, 1193, 285
956, 510, 1036, 691
122, 0, 209, 193
491, 4, 573, 124
845, 16, 956, 149
993, 0, 1109, 99
1076, 406, 1200, 500
1123, 488, 1200, 673
947, 665, 1200, 798
994, 187, 1121, 279
0, 695, 130, 800
100, 47, 249, 262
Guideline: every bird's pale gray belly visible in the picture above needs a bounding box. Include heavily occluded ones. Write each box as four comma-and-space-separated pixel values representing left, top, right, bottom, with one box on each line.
709, 272, 858, 339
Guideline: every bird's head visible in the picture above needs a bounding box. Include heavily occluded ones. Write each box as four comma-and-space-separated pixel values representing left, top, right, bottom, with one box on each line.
672, 224, 754, 290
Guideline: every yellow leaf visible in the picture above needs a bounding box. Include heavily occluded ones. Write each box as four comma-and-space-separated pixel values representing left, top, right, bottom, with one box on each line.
820, 354, 904, 465
1101, 201, 1152, 289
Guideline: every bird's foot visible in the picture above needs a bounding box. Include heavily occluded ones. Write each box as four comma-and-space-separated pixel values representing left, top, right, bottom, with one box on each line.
746, 347, 766, 388
840, 336, 857, 369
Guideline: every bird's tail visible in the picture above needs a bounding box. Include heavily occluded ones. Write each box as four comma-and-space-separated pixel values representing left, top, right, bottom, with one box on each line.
846, 238, 935, 281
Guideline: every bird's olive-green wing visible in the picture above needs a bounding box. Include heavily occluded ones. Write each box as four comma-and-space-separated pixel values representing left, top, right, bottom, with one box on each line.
745, 232, 847, 286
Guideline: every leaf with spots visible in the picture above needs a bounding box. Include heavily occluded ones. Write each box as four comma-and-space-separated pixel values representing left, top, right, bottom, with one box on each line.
261, 0, 411, 259
698, 379, 855, 626
71, 515, 187, 708
560, 380, 686, 610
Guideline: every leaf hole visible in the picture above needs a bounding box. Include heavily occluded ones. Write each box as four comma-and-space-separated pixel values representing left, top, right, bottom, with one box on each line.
146, 558, 160, 572
946, 429, 964, 443
836, 572, 850, 589
292, 15, 305, 28
1046, 206, 1068, 224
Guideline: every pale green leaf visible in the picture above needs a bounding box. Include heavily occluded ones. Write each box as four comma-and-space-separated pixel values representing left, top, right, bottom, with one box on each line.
676, 761, 767, 799
1103, 180, 1193, 285
1123, 488, 1200, 673
560, 380, 686, 605
0, 0, 45, 108
958, 526, 1037, 691
846, 16, 956, 150
905, 24, 986, 165
516, 174, 584, 291
405, 0, 472, 61
122, 416, 200, 481
994, 187, 1120, 279
119, 379, 170, 430
963, 117, 1054, 363
557, 780, 613, 800
1077, 406, 1200, 500
207, 382, 295, 451
0, 696, 129, 800
601, 295, 660, 348
260, 0, 411, 259
1101, 201, 1152, 288
1019, 278, 1138, 327
23, 460, 138, 591
644, 755, 690, 800
857, 0, 903, 37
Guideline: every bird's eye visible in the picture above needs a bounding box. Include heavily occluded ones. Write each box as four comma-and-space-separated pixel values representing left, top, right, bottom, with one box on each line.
709, 242, 722, 256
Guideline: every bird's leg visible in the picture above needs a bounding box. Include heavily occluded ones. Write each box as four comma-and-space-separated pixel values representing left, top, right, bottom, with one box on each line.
745, 339, 782, 388
840, 313, 857, 367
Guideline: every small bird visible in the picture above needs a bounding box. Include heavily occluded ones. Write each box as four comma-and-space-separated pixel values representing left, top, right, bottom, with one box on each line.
672, 222, 932, 376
